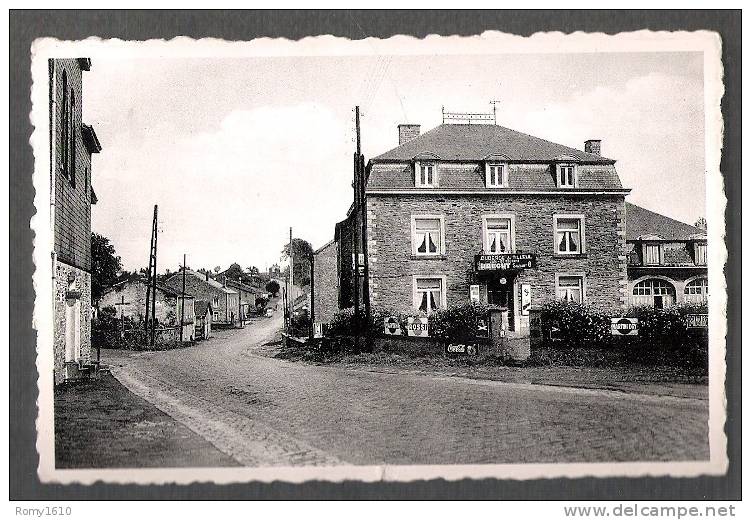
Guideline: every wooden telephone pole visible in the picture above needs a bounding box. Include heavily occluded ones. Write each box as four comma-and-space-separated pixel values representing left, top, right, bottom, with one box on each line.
179, 253, 186, 342
353, 106, 370, 333
144, 205, 158, 347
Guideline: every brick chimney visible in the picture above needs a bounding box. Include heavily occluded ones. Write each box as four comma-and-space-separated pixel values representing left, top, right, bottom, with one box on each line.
398, 124, 421, 146
584, 139, 602, 155
205, 271, 209, 281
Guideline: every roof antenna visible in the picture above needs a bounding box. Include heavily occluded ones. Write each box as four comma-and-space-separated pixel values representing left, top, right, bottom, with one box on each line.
490, 100, 501, 125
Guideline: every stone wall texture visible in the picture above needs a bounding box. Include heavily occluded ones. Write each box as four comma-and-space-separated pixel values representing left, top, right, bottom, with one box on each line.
313, 240, 339, 324
365, 193, 627, 320
53, 262, 92, 384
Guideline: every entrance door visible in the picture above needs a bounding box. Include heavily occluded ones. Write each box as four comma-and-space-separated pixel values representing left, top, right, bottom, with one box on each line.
65, 298, 81, 362
487, 276, 514, 331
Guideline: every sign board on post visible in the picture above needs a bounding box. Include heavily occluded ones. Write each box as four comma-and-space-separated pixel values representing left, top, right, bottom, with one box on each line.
313, 323, 325, 338
446, 344, 477, 355
407, 317, 429, 337
469, 284, 480, 303
611, 317, 639, 336
520, 284, 531, 316
383, 316, 402, 336
686, 314, 708, 328
475, 316, 489, 339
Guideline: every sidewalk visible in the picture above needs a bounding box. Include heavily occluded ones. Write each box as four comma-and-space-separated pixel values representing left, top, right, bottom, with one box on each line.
55, 372, 239, 468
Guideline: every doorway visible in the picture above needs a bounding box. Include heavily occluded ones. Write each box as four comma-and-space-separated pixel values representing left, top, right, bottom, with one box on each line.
487, 275, 515, 331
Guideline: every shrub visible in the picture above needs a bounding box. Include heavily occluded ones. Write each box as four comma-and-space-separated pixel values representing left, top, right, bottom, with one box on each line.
539, 300, 612, 349
428, 303, 489, 342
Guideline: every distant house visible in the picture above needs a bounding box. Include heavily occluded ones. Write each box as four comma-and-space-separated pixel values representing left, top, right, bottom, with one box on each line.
165, 270, 240, 326
194, 300, 213, 340
224, 279, 258, 320
625, 202, 708, 308
99, 277, 195, 341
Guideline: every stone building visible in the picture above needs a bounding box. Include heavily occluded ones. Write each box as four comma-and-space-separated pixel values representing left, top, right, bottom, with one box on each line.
50, 58, 102, 383
194, 300, 213, 340
225, 279, 258, 321
312, 239, 339, 324
165, 270, 240, 326
625, 202, 708, 307
324, 122, 630, 334
98, 277, 196, 341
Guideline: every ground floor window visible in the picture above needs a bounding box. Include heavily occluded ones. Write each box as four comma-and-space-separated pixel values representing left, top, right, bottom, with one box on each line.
213, 311, 220, 321
684, 277, 709, 303
556, 275, 584, 303
414, 277, 444, 314
632, 278, 676, 308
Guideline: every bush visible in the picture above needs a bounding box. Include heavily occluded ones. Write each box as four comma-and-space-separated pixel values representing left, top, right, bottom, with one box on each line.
428, 303, 489, 342
539, 300, 612, 349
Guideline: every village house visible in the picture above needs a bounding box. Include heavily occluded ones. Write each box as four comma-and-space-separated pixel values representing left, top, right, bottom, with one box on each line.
98, 277, 196, 341
625, 203, 708, 308
194, 300, 213, 340
165, 270, 240, 327
321, 120, 630, 335
50, 58, 102, 383
224, 279, 258, 320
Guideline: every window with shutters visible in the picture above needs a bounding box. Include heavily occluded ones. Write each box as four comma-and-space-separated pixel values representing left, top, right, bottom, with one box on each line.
694, 243, 707, 265
413, 276, 446, 314
412, 215, 445, 256
553, 215, 585, 255
644, 244, 662, 265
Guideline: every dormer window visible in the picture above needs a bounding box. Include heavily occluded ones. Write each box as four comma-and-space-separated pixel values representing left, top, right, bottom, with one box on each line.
415, 161, 438, 188
485, 163, 508, 188
644, 244, 662, 265
556, 163, 577, 188
694, 242, 707, 265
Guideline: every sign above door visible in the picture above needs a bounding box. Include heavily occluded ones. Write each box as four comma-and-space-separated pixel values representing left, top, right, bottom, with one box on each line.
475, 253, 536, 272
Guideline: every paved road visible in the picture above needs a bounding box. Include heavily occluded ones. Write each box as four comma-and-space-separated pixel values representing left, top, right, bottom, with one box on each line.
105, 312, 709, 466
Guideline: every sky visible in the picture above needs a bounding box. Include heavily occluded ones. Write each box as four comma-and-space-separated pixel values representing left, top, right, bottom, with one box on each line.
83, 51, 706, 273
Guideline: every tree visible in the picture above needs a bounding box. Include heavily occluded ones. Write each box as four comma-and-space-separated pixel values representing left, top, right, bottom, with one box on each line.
281, 238, 313, 287
91, 232, 122, 304
221, 262, 254, 285
694, 217, 707, 230
247, 266, 259, 275
265, 280, 280, 296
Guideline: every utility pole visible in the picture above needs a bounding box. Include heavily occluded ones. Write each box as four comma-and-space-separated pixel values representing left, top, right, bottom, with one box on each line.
352, 107, 361, 349
180, 253, 186, 342
309, 251, 315, 340
144, 204, 158, 347
288, 226, 293, 324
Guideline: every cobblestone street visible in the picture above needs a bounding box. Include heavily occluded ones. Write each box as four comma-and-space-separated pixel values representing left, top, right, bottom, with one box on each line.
105, 312, 709, 466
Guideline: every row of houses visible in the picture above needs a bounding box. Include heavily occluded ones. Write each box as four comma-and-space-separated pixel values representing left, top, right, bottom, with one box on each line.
313, 121, 708, 332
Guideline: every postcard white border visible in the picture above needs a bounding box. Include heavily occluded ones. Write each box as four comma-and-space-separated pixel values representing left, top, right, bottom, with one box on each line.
30, 30, 727, 485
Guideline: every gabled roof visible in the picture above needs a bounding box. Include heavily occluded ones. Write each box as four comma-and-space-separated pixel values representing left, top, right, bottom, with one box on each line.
625, 202, 706, 241
82, 124, 102, 154
103, 276, 194, 299
166, 270, 238, 294
373, 124, 614, 163
195, 300, 213, 317
225, 279, 260, 294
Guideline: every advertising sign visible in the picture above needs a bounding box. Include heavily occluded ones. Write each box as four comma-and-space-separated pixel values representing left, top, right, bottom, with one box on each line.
520, 283, 531, 316
686, 314, 708, 329
445, 344, 477, 355
313, 323, 325, 338
407, 317, 429, 337
475, 316, 489, 339
475, 253, 536, 272
383, 316, 402, 336
469, 284, 480, 303
611, 317, 639, 336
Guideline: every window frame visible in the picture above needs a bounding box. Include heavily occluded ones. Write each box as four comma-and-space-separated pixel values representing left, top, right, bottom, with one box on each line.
684, 277, 709, 296
553, 214, 586, 255
643, 243, 663, 265
412, 275, 448, 314
556, 163, 578, 188
411, 214, 446, 257
694, 242, 708, 266
414, 161, 439, 188
555, 273, 586, 303
482, 214, 516, 254
485, 162, 509, 188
